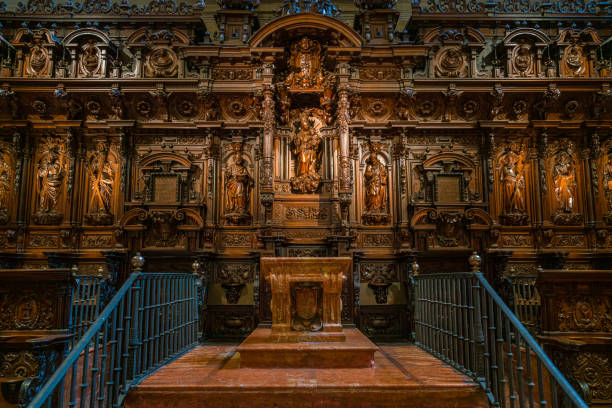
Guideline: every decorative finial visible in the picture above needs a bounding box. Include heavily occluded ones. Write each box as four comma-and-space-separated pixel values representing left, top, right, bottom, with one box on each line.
411, 259, 420, 276
131, 252, 145, 272
97, 266, 104, 278
469, 252, 481, 273
71, 264, 79, 276
192, 259, 201, 274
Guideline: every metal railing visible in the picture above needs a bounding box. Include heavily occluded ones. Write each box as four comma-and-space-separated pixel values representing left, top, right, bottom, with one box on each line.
511, 276, 541, 336
412, 253, 587, 408
27, 254, 200, 408
70, 270, 106, 345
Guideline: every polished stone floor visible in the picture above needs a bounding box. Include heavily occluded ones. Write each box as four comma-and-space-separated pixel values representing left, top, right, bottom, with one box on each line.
125, 336, 487, 408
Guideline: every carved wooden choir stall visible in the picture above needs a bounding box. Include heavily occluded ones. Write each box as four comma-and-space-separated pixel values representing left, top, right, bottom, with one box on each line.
0, 0, 611, 404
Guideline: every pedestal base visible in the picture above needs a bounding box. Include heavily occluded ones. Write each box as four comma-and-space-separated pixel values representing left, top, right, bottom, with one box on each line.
237, 328, 376, 368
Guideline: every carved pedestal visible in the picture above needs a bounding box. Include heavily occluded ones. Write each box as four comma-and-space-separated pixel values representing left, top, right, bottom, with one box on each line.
238, 257, 377, 369
260, 257, 350, 341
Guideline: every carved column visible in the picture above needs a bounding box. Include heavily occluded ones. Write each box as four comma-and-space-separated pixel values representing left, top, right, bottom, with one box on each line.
338, 85, 352, 228
260, 83, 275, 225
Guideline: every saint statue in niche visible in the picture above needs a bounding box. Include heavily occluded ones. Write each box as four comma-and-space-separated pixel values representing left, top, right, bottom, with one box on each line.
603, 153, 612, 212
553, 150, 576, 213
364, 155, 387, 213
0, 157, 11, 224
290, 110, 323, 193
285, 37, 326, 89
224, 152, 253, 224
35, 145, 65, 224
86, 142, 114, 225
0, 159, 11, 211
362, 152, 389, 225
499, 146, 528, 225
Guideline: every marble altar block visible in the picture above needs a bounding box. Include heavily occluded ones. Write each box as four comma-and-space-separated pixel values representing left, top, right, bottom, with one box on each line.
238, 257, 378, 368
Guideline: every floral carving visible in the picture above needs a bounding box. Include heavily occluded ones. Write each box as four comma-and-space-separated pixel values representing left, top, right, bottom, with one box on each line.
573, 352, 612, 402
557, 296, 612, 332
0, 293, 54, 330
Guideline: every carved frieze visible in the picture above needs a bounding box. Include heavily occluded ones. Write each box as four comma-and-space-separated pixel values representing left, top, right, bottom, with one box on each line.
222, 233, 251, 247
500, 234, 533, 248
362, 233, 393, 247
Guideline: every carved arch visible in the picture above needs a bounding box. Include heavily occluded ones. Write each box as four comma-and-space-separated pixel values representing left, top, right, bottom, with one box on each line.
249, 13, 362, 48
422, 152, 476, 168
12, 28, 58, 45
139, 152, 192, 168
63, 28, 112, 46
503, 28, 550, 45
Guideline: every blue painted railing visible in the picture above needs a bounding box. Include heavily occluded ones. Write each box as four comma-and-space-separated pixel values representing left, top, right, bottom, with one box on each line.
412, 253, 588, 408
27, 254, 200, 408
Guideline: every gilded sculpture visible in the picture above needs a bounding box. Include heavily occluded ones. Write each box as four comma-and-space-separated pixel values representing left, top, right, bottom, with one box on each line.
362, 152, 389, 225
290, 110, 323, 194
604, 153, 612, 214
34, 139, 66, 225
553, 150, 576, 213
224, 152, 253, 224
551, 141, 583, 225
0, 149, 12, 224
285, 37, 328, 89
499, 144, 528, 225
85, 142, 115, 225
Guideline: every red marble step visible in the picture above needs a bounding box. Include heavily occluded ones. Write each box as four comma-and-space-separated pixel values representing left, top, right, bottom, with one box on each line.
125, 340, 488, 408
238, 328, 377, 368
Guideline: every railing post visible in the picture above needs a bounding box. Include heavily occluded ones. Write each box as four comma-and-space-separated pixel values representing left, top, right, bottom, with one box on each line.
469, 252, 487, 384
410, 259, 420, 343
127, 253, 144, 383
192, 260, 202, 342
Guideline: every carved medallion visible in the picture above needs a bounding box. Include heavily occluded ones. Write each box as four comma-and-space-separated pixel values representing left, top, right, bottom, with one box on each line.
145, 46, 178, 78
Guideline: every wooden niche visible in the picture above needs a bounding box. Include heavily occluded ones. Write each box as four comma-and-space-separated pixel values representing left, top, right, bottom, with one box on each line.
119, 152, 204, 251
